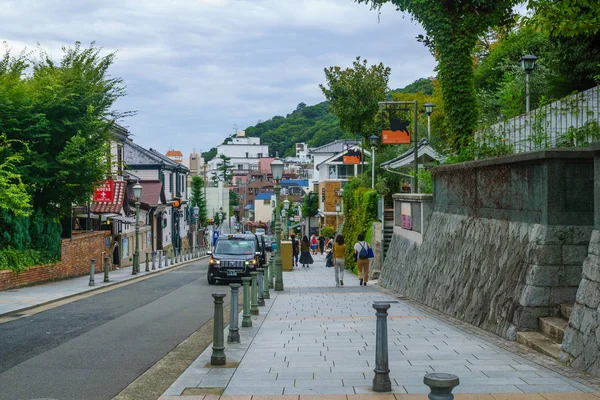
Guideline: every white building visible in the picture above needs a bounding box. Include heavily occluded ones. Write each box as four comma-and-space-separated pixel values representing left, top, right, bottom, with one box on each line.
253, 192, 274, 224
310, 139, 365, 184
205, 180, 230, 222
207, 130, 269, 180
295, 143, 311, 160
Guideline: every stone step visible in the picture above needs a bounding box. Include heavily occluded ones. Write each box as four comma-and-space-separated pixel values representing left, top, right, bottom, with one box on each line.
539, 316, 568, 343
516, 331, 562, 360
561, 302, 574, 320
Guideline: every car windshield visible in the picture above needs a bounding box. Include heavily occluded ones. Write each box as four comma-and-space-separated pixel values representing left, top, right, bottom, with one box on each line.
215, 240, 256, 255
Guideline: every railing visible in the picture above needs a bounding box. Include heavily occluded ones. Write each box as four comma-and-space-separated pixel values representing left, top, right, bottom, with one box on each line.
475, 86, 600, 153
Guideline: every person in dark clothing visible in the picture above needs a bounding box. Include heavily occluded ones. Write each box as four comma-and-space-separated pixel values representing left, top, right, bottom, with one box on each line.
318, 235, 325, 255
291, 234, 299, 268
299, 235, 313, 268
112, 240, 120, 270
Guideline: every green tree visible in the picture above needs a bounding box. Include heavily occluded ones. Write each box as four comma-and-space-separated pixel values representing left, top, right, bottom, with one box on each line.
319, 57, 391, 141
524, 0, 600, 37
0, 135, 31, 217
1, 42, 130, 219
189, 176, 207, 225
229, 190, 239, 217
301, 192, 319, 222
356, 0, 518, 153
217, 154, 233, 183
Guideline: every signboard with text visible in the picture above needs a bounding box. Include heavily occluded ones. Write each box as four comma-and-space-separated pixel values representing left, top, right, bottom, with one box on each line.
382, 129, 411, 145
93, 180, 115, 202
401, 202, 412, 230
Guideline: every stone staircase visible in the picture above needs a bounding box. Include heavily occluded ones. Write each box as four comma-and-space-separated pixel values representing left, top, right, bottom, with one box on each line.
383, 208, 394, 256
516, 303, 572, 359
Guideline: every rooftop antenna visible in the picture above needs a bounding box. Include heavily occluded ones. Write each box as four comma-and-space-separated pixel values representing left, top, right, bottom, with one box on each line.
233, 124, 238, 136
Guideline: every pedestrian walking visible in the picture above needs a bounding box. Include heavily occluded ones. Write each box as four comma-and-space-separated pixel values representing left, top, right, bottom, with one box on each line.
310, 234, 318, 255
299, 235, 313, 268
318, 234, 325, 255
112, 240, 121, 270
327, 237, 334, 250
353, 233, 373, 286
291, 234, 299, 268
332, 234, 346, 287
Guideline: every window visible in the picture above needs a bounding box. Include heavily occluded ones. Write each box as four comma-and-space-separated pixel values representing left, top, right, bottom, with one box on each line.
248, 188, 253, 194
169, 173, 173, 194
117, 144, 123, 174
238, 164, 244, 170
257, 153, 262, 158
254, 188, 258, 195
245, 152, 249, 158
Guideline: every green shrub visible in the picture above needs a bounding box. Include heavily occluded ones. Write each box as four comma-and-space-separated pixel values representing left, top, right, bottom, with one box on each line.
321, 225, 336, 238
0, 247, 57, 272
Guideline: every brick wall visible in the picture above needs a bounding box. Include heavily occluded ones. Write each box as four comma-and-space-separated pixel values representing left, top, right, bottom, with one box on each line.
0, 231, 109, 291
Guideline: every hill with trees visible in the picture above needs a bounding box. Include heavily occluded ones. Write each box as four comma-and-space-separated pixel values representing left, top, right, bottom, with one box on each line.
201, 78, 433, 161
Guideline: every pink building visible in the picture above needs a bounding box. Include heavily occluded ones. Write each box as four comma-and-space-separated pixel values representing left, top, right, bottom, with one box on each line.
259, 157, 275, 174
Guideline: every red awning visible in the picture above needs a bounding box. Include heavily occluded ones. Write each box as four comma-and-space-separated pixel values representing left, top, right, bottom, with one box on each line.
91, 180, 127, 214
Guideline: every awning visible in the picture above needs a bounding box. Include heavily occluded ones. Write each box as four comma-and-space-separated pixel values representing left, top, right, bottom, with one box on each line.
244, 204, 255, 210
91, 180, 127, 214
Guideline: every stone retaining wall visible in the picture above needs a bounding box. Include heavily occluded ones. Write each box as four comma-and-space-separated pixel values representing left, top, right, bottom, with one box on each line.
380, 149, 594, 339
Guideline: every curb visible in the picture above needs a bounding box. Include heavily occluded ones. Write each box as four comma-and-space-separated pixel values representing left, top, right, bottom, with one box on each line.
0, 255, 210, 320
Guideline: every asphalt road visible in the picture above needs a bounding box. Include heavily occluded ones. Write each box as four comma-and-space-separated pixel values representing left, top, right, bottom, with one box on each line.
0, 259, 229, 400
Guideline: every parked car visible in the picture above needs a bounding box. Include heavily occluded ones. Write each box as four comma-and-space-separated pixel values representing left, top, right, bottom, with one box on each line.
207, 234, 261, 285
264, 236, 273, 251
255, 228, 266, 236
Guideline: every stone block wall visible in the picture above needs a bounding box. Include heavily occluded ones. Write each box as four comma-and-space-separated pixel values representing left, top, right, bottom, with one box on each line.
0, 231, 109, 291
561, 230, 600, 374
380, 149, 594, 340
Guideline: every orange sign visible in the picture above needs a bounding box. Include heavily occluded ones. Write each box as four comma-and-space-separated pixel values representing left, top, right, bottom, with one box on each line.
343, 155, 361, 165
382, 129, 410, 144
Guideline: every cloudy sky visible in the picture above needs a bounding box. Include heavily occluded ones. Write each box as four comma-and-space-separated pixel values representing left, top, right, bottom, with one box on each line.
2, 0, 436, 158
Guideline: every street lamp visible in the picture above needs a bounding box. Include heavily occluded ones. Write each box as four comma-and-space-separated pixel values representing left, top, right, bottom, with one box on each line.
369, 135, 379, 189
133, 181, 143, 275
520, 54, 538, 113
283, 199, 290, 239
424, 103, 435, 139
219, 207, 225, 232
193, 205, 200, 250
270, 156, 284, 291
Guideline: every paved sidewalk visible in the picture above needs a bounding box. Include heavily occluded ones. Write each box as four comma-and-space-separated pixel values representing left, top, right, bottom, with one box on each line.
0, 254, 206, 317
162, 254, 599, 399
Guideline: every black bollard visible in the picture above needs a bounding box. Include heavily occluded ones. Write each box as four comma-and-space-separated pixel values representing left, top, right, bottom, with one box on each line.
89, 259, 96, 287
372, 301, 391, 392
145, 253, 150, 272
103, 255, 110, 283
211, 293, 227, 365
424, 373, 460, 400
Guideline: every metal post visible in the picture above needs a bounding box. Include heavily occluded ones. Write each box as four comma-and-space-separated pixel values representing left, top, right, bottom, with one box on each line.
250, 271, 259, 315
274, 182, 284, 291
526, 72, 531, 114
257, 268, 265, 306
158, 250, 163, 268
228, 284, 241, 343
89, 259, 96, 287
372, 301, 391, 392
412, 101, 419, 193
170, 247, 174, 265
269, 250, 275, 289
152, 252, 156, 270
211, 293, 227, 366
134, 200, 140, 275
427, 114, 431, 139
242, 277, 252, 327
423, 373, 460, 399
103, 255, 109, 283
145, 253, 149, 272
371, 145, 375, 189
166, 249, 170, 267
262, 262, 270, 300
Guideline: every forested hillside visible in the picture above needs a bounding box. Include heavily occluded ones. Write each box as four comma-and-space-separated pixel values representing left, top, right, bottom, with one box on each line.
202, 78, 433, 161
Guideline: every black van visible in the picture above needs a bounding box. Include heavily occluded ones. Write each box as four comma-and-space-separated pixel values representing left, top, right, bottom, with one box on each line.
207, 234, 261, 284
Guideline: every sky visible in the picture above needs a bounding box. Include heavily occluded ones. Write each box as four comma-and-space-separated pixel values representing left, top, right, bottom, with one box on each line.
2, 0, 436, 158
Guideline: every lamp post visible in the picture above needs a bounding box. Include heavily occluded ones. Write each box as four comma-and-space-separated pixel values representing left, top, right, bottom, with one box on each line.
271, 156, 284, 291
219, 207, 225, 232
283, 199, 290, 239
133, 181, 143, 275
369, 135, 379, 189
520, 54, 538, 113
335, 202, 340, 232
194, 205, 199, 250
424, 103, 435, 139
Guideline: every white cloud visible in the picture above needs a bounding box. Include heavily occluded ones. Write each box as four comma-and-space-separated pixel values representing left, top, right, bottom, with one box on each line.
2, 0, 436, 156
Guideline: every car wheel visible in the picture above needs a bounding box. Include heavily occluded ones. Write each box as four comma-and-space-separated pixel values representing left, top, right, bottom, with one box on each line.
207, 273, 216, 285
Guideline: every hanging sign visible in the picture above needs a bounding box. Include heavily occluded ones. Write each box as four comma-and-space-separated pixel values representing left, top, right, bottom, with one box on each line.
93, 180, 115, 202
343, 149, 362, 165
382, 118, 411, 144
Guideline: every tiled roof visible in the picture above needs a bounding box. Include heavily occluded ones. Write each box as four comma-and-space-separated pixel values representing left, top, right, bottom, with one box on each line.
166, 150, 183, 157
91, 180, 127, 213
380, 138, 444, 168
124, 140, 189, 172
309, 140, 361, 154
126, 180, 164, 208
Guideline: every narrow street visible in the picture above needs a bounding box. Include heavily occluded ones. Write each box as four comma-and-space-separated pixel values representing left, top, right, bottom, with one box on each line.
0, 259, 228, 400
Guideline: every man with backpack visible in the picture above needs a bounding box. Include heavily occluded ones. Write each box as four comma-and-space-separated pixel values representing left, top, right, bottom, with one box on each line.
353, 233, 373, 286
